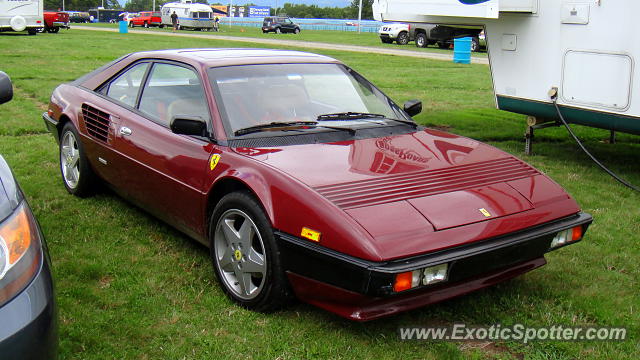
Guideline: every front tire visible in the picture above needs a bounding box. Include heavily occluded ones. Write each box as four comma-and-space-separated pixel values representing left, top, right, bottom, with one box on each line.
275, 27, 281, 34
396, 31, 409, 45
294, 27, 300, 34
59, 122, 96, 197
144, 22, 149, 28
210, 192, 291, 311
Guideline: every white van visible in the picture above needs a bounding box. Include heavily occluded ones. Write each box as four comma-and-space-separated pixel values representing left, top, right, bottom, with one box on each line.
0, 0, 44, 34
161, 0, 213, 31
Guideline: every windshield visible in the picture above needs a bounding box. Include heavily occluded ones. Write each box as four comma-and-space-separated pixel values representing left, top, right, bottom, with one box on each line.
208, 63, 408, 136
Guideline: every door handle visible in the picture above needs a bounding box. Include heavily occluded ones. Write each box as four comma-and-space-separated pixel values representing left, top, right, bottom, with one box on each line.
119, 127, 132, 136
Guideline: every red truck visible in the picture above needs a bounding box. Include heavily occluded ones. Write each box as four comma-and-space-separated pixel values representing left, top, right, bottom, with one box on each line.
129, 11, 162, 28
43, 11, 70, 33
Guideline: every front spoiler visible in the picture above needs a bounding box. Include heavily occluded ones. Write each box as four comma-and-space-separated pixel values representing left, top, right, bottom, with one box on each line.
277, 211, 592, 315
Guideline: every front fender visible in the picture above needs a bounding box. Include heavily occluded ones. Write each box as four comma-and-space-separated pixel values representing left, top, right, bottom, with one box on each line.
206, 151, 383, 261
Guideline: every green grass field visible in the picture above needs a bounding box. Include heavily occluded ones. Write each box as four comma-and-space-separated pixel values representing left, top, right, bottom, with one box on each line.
0, 29, 638, 360
80, 22, 488, 57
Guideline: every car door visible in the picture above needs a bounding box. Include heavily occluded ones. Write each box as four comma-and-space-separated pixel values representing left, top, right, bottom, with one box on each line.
113, 61, 215, 235
81, 61, 150, 187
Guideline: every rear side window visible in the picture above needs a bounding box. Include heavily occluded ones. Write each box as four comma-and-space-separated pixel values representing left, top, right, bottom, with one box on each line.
138, 63, 210, 127
105, 63, 149, 108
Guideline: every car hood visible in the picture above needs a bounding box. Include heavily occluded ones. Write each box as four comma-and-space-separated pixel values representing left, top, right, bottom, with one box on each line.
233, 129, 577, 258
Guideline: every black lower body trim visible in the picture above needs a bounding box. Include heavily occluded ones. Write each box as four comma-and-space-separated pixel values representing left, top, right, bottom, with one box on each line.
276, 212, 592, 297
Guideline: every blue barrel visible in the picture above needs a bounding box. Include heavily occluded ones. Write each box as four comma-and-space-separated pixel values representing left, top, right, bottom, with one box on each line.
119, 21, 128, 34
453, 37, 472, 64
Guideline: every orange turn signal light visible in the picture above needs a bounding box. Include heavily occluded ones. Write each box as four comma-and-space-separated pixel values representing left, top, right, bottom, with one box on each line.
571, 226, 583, 242
393, 272, 413, 292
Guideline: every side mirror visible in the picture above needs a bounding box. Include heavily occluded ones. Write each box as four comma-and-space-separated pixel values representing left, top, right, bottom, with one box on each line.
170, 115, 208, 137
0, 71, 13, 105
403, 99, 422, 117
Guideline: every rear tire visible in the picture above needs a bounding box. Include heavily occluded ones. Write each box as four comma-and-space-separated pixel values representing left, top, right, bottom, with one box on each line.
144, 22, 149, 28
27, 28, 37, 35
438, 41, 449, 49
59, 122, 96, 197
471, 37, 480, 52
51, 27, 59, 33
275, 27, 281, 34
129, 21, 134, 28
210, 192, 291, 312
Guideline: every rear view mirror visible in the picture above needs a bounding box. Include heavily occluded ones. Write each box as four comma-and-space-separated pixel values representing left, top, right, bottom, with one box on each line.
170, 115, 208, 137
0, 71, 13, 105
403, 99, 422, 117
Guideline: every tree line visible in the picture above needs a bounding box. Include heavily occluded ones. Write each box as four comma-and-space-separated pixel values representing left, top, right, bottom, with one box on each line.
43, 0, 374, 20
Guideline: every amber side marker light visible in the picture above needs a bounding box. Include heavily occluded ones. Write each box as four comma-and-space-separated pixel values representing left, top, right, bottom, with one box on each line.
550, 225, 584, 249
300, 227, 321, 242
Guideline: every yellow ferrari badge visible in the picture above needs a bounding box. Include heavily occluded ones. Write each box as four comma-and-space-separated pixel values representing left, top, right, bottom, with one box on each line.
234, 249, 242, 261
209, 154, 221, 170
479, 208, 491, 217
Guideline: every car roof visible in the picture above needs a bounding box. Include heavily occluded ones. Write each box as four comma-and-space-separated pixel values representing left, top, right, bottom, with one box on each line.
78, 48, 342, 90
128, 48, 339, 67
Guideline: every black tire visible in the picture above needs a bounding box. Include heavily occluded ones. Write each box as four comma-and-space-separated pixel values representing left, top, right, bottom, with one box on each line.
380, 37, 393, 44
209, 191, 291, 312
438, 41, 449, 49
129, 21, 134, 28
396, 31, 409, 45
27, 29, 37, 35
415, 32, 427, 48
471, 37, 480, 52
159, 24, 164, 28
263, 30, 267, 33
294, 27, 300, 34
144, 22, 149, 28
51, 27, 59, 33
275, 27, 281, 34
59, 122, 96, 197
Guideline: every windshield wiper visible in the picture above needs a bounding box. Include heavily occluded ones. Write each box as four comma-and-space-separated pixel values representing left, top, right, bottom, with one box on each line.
316, 112, 386, 121
234, 121, 356, 136
316, 112, 418, 128
234, 121, 316, 136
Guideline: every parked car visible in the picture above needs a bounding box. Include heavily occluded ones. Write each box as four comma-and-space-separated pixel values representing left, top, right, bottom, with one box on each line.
262, 16, 300, 34
129, 11, 162, 28
66, 11, 90, 23
43, 11, 70, 33
0, 71, 57, 358
378, 23, 413, 45
413, 24, 484, 52
43, 49, 591, 321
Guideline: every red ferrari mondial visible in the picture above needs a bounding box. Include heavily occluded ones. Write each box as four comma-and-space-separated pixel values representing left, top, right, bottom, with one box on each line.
43, 49, 592, 321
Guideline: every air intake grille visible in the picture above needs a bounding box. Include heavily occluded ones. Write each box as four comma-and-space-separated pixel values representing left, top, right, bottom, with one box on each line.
81, 104, 110, 143
315, 157, 539, 210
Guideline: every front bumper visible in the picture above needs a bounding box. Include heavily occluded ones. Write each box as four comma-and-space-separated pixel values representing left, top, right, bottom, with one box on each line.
277, 212, 592, 320
0, 237, 57, 359
51, 22, 70, 29
42, 112, 59, 142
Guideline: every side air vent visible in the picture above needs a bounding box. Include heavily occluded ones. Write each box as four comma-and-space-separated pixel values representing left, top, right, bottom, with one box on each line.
81, 104, 111, 143
315, 158, 539, 210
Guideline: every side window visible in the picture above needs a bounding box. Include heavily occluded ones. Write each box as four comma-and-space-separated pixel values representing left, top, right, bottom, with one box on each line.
138, 63, 210, 127
105, 63, 148, 107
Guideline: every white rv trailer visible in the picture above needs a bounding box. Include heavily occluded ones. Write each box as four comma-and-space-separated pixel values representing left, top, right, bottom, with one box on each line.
161, 0, 213, 30
0, 0, 44, 34
373, 0, 640, 141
